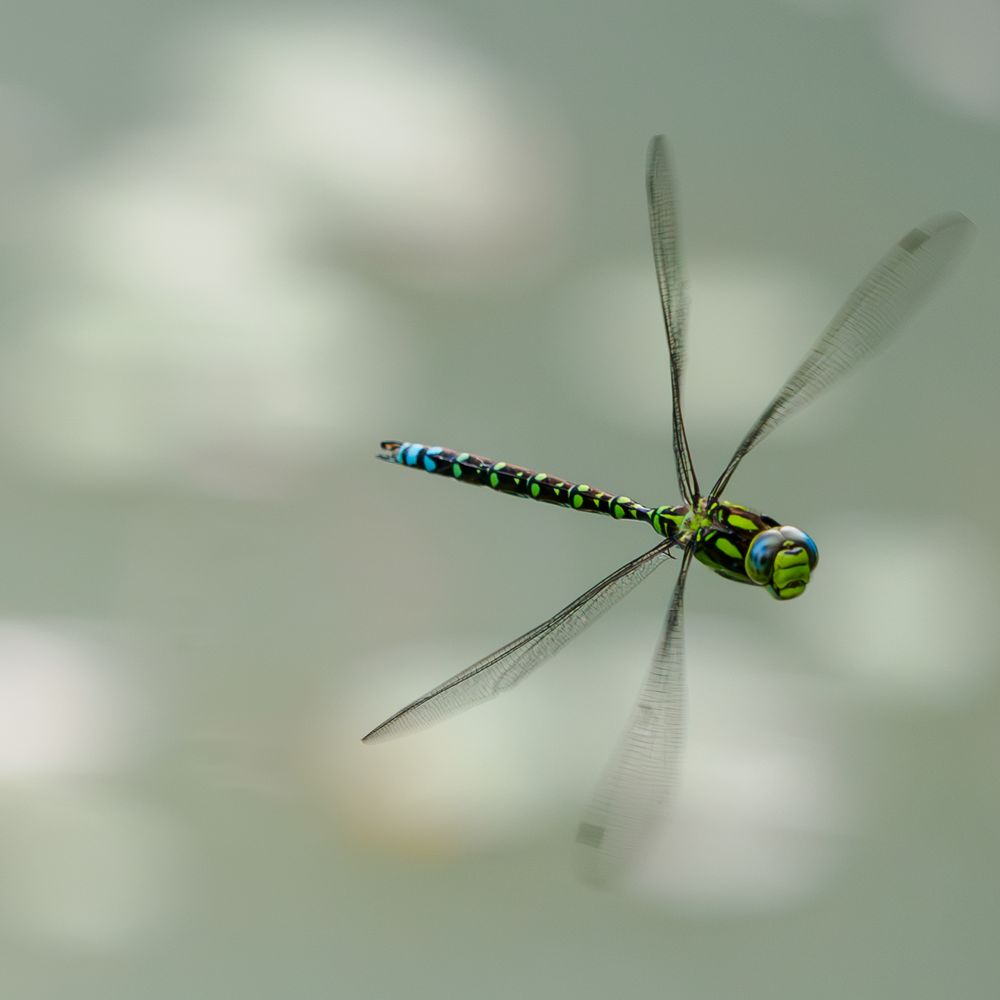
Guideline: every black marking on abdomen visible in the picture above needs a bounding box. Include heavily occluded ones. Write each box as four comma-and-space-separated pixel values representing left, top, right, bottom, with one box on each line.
378, 440, 666, 528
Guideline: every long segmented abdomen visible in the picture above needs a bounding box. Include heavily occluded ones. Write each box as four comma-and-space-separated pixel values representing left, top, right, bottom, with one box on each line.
379, 441, 685, 539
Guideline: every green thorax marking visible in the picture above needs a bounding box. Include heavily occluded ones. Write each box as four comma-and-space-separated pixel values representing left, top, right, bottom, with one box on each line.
689, 499, 778, 584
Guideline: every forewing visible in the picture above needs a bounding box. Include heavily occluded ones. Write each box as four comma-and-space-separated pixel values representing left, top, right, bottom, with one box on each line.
575, 545, 694, 885
648, 135, 699, 503
363, 540, 678, 743
711, 212, 974, 498
648, 135, 688, 370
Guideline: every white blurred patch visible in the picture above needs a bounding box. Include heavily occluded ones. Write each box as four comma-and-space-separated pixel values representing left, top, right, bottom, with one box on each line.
335, 601, 857, 913
7, 10, 567, 495
0, 786, 179, 950
175, 11, 569, 290
881, 0, 1000, 122
9, 264, 403, 496
628, 619, 854, 911
794, 513, 996, 706
53, 133, 295, 313
556, 259, 839, 440
0, 623, 141, 779
0, 627, 174, 949
327, 639, 569, 855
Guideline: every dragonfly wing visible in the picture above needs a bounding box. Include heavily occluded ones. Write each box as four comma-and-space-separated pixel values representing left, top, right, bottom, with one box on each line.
647, 135, 699, 504
363, 540, 679, 743
711, 212, 974, 498
575, 544, 694, 886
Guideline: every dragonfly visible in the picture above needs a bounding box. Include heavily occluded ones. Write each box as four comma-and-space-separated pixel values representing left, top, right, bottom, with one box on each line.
363, 136, 972, 885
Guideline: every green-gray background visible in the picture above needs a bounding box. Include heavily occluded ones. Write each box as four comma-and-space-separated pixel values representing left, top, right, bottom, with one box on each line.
1, 1, 998, 997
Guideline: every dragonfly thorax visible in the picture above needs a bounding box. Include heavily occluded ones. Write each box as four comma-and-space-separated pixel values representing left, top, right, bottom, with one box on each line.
689, 500, 819, 600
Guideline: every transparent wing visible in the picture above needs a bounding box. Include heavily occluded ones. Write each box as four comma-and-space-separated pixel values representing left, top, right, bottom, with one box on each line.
575, 544, 693, 886
363, 540, 678, 744
648, 135, 699, 503
711, 212, 974, 498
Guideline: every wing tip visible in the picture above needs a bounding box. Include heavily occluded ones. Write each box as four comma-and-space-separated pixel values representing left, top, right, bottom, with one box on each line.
362, 705, 424, 744
899, 211, 975, 254
361, 723, 392, 744
361, 716, 397, 743
646, 133, 668, 165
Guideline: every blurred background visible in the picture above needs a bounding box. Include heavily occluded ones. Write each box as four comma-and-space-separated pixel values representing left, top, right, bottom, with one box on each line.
1, 1, 998, 997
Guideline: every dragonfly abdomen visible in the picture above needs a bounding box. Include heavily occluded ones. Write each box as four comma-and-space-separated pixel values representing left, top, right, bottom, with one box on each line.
379, 441, 684, 538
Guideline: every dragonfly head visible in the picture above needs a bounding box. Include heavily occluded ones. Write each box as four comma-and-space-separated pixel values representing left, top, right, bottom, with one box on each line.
745, 526, 819, 600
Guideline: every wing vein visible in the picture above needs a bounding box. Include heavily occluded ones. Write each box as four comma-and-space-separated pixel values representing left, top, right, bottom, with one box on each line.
363, 540, 679, 743
711, 212, 973, 497
647, 135, 700, 503
575, 545, 694, 884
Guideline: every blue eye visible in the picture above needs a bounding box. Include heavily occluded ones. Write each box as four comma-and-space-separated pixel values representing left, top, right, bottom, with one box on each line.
780, 526, 819, 569
746, 529, 784, 585
745, 525, 820, 586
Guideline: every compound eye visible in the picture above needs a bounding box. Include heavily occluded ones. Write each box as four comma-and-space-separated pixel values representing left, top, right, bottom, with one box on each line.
745, 525, 820, 595
779, 526, 819, 570
745, 528, 784, 586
